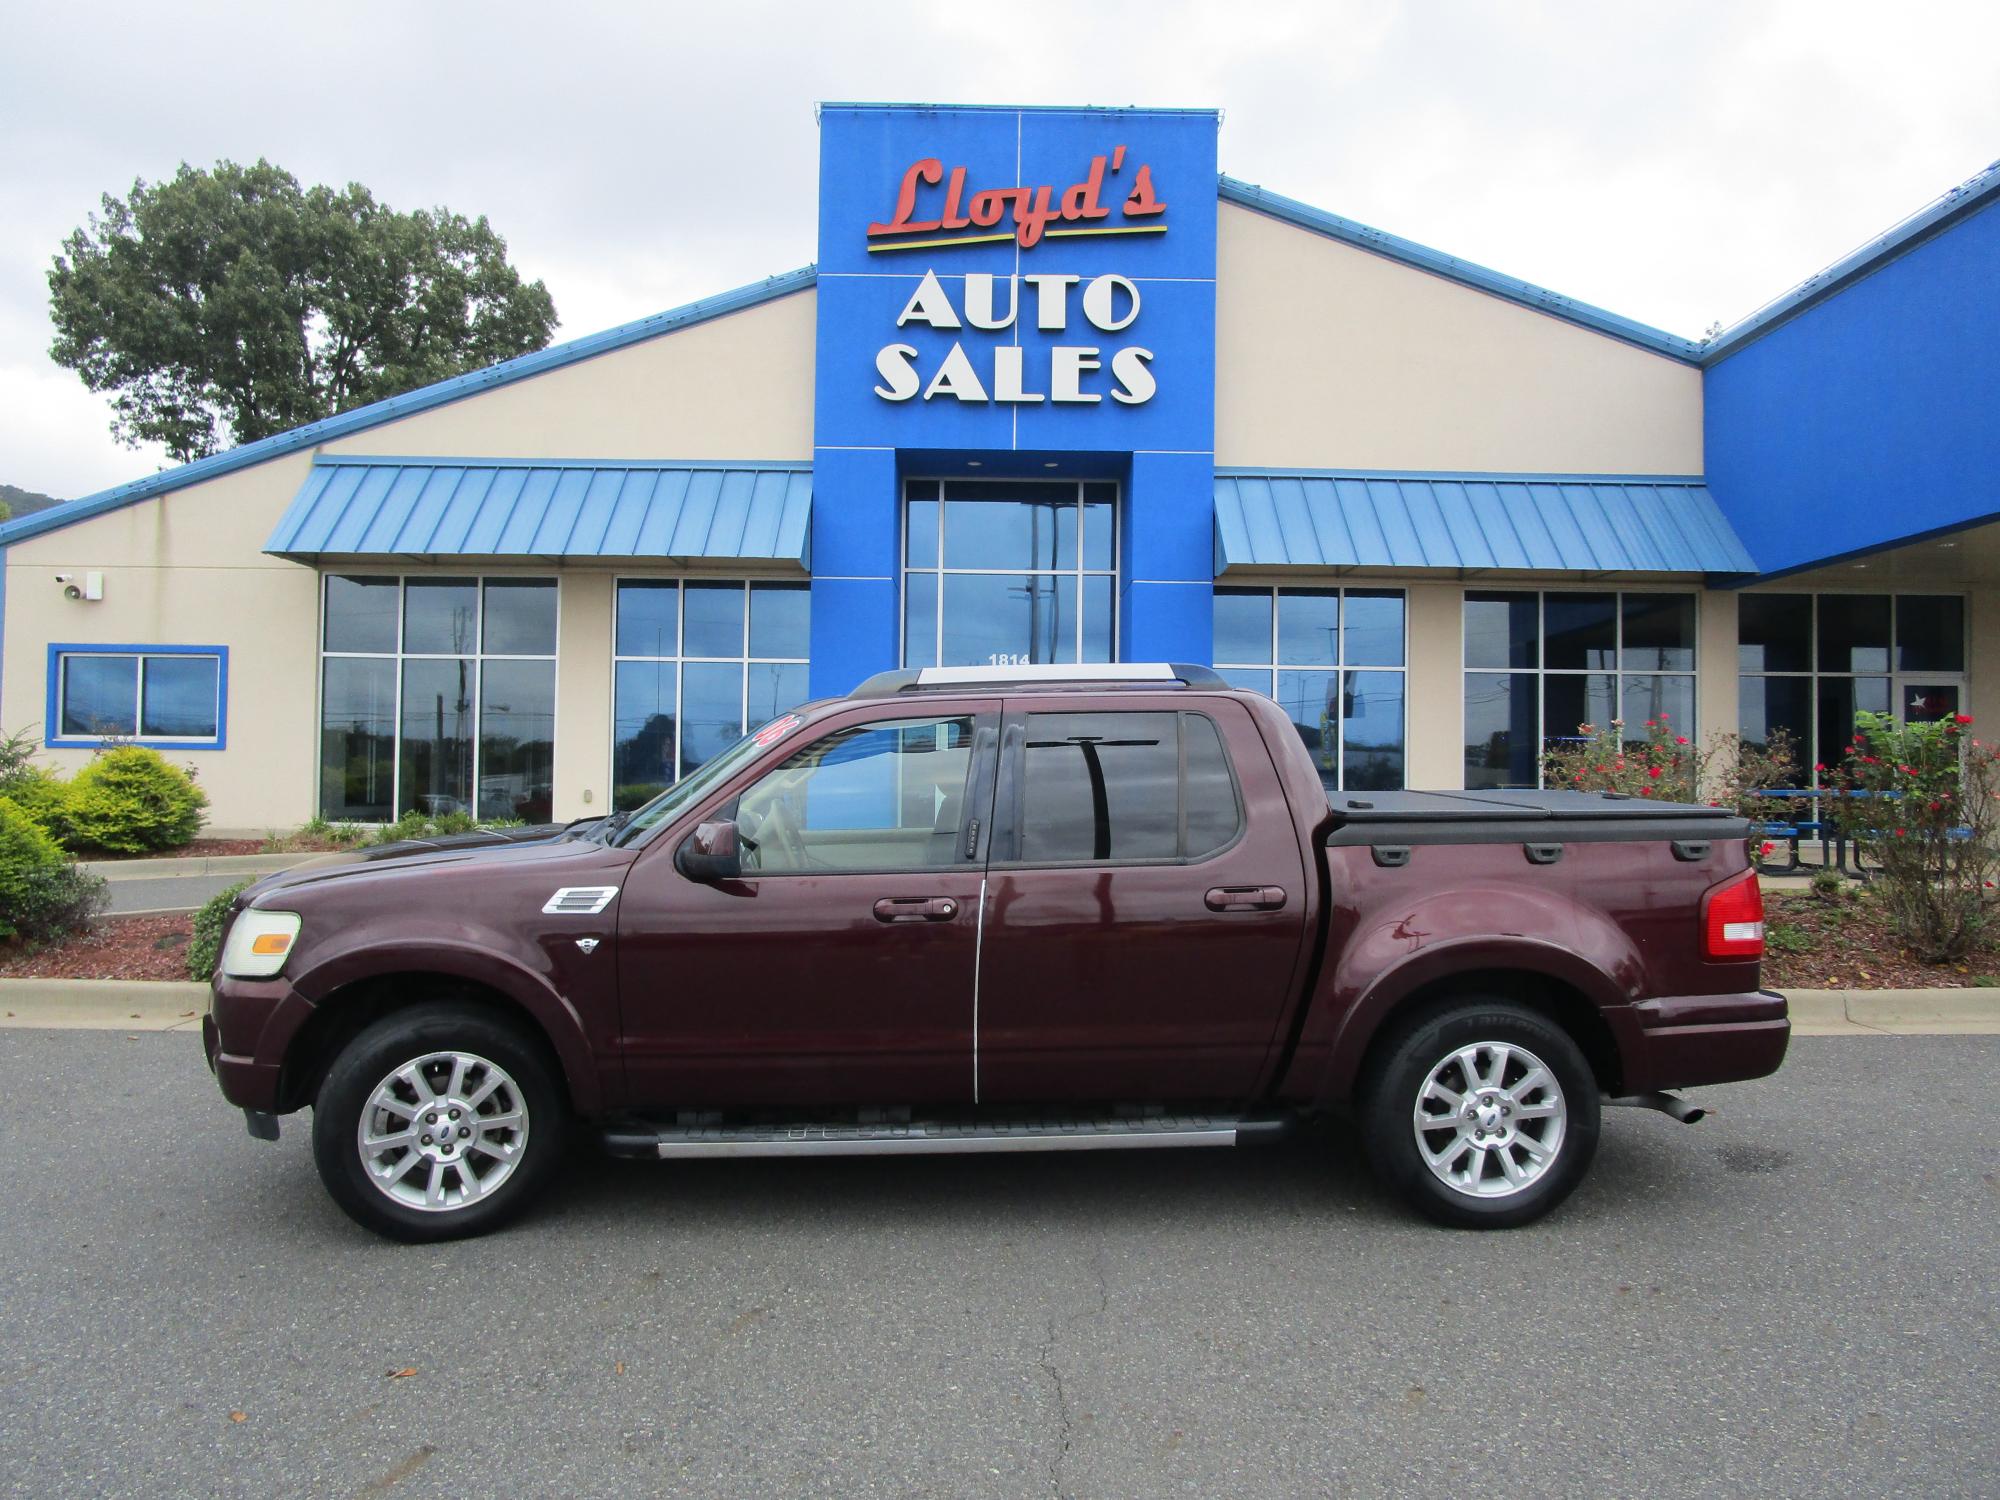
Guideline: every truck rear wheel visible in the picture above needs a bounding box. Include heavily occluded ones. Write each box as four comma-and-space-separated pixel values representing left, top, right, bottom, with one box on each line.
1360, 1000, 1599, 1229
311, 1003, 568, 1243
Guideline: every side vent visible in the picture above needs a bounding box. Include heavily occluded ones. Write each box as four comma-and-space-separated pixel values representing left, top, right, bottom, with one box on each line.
542, 886, 620, 916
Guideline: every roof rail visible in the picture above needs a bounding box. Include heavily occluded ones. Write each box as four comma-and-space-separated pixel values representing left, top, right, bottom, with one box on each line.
852, 663, 1232, 696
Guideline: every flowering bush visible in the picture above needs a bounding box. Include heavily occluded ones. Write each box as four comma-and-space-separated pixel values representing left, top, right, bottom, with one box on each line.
1820, 711, 1999, 963
1540, 715, 1799, 829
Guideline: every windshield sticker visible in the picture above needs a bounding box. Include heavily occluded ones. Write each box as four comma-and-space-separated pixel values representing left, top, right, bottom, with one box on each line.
753, 713, 803, 748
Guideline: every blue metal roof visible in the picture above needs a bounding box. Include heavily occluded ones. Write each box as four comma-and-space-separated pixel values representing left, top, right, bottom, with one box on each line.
1214, 470, 1756, 575
266, 457, 812, 564
1218, 178, 1705, 364
0, 268, 817, 550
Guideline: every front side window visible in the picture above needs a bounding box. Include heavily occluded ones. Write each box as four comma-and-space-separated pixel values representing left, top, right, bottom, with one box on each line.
49, 646, 225, 748
1739, 592, 1965, 779
1016, 711, 1242, 864
319, 575, 555, 822
903, 479, 1116, 668
612, 579, 811, 810
734, 715, 975, 873
1463, 590, 1696, 788
1214, 587, 1406, 790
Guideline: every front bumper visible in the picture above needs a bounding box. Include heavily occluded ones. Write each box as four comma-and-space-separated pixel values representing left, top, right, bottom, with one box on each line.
1608, 989, 1790, 1095
202, 974, 316, 1112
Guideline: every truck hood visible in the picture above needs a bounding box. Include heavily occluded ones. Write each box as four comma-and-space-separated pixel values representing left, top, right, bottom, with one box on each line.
241, 823, 625, 904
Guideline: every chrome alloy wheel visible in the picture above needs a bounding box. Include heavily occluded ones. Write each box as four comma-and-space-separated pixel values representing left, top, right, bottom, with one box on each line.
1412, 1041, 1566, 1199
356, 1050, 530, 1213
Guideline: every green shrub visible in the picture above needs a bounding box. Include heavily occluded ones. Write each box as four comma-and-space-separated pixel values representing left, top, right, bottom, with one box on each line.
368, 809, 520, 846
187, 879, 253, 981
0, 726, 38, 795
0, 797, 106, 943
3, 767, 73, 843
1821, 710, 2000, 963
62, 746, 208, 853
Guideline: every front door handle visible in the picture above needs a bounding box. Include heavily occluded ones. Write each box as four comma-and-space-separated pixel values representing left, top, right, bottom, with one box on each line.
873, 896, 959, 923
1205, 885, 1288, 913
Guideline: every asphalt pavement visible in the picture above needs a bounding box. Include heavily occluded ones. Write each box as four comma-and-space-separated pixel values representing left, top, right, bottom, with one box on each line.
100, 871, 249, 915
0, 1031, 1993, 1498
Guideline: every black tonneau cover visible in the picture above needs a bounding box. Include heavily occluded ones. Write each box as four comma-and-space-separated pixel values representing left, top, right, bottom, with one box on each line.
1325, 789, 1746, 847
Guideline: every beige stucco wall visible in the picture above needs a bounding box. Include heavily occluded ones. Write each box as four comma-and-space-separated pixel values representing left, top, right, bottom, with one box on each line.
1213, 202, 1704, 474
322, 290, 816, 462
1402, 578, 1464, 788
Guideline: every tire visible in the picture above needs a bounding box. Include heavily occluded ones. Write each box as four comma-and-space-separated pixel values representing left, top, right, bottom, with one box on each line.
1359, 998, 1600, 1230
311, 1003, 568, 1243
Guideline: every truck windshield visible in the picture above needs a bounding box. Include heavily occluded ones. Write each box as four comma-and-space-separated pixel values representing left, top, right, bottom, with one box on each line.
608, 715, 800, 848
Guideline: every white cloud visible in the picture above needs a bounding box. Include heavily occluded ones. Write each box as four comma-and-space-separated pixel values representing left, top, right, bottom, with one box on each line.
2, 0, 1995, 496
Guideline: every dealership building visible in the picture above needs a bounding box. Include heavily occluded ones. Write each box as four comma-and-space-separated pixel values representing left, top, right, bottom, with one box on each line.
2, 104, 1995, 831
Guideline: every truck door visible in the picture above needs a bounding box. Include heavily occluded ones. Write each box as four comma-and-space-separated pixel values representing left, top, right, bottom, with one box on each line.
975, 698, 1309, 1105
615, 703, 999, 1109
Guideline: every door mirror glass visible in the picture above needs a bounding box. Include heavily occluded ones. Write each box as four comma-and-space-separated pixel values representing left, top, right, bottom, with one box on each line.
677, 819, 742, 882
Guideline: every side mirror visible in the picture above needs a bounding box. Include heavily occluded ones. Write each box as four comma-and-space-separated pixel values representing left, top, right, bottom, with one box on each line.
677, 819, 742, 882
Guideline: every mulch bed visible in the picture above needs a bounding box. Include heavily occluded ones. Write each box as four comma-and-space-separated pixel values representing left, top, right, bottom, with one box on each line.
83, 839, 267, 861
1761, 889, 1999, 989
0, 914, 196, 981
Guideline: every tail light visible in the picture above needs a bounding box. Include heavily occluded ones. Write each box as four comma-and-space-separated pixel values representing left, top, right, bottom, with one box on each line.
1702, 869, 1765, 960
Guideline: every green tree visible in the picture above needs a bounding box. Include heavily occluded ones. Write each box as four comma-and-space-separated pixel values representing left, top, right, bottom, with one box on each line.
48, 160, 558, 463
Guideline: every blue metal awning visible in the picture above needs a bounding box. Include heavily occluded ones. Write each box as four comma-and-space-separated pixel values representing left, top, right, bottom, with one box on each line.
1214, 471, 1756, 575
265, 457, 812, 564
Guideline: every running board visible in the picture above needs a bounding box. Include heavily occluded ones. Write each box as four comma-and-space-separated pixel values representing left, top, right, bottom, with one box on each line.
602, 1113, 1286, 1160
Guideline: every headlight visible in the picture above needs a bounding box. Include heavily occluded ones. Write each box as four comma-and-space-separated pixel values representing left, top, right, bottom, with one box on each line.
220, 909, 303, 979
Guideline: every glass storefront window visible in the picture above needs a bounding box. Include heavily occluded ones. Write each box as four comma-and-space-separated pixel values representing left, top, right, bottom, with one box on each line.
1738, 592, 1965, 780
1214, 586, 1407, 790
611, 579, 812, 809
318, 574, 557, 822
1462, 590, 1698, 787
902, 479, 1116, 667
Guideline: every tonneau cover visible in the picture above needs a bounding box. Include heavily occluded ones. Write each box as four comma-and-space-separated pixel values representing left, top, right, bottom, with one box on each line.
1325, 789, 1743, 845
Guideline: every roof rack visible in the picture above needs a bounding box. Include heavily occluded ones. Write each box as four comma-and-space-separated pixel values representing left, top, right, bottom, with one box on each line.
852, 663, 1232, 697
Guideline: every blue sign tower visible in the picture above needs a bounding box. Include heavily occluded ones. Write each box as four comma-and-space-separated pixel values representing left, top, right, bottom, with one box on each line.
809, 104, 1221, 695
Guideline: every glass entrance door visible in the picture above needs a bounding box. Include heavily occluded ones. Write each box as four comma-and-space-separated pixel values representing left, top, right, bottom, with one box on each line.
901, 479, 1118, 667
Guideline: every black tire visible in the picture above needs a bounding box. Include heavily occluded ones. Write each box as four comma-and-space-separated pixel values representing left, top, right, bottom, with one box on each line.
311, 1003, 568, 1243
1359, 998, 1600, 1230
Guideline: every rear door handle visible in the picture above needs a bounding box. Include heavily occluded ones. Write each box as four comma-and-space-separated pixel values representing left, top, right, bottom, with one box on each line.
1205, 886, 1288, 912
873, 896, 959, 923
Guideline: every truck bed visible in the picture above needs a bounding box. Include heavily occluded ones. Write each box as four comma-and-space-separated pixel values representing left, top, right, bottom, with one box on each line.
1325, 789, 1747, 846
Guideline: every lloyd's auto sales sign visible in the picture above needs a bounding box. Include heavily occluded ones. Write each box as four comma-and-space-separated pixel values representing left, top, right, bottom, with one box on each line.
864, 145, 1165, 407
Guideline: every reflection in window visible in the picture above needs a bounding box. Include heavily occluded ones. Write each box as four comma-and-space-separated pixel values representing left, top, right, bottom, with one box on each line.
611, 579, 811, 809
1213, 587, 1406, 790
903, 480, 1116, 667
1019, 712, 1241, 864
318, 574, 556, 821
1462, 591, 1697, 788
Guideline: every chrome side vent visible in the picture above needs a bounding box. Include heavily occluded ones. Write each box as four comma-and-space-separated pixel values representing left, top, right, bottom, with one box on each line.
542, 886, 619, 916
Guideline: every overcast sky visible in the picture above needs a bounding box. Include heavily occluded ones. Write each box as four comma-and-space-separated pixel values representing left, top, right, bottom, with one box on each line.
3, 0, 1995, 499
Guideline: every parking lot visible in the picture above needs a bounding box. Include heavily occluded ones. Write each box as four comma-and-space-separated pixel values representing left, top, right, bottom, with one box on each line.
1, 1029, 1993, 1499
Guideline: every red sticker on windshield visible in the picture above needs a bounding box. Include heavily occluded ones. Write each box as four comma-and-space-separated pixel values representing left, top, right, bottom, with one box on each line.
753, 713, 802, 748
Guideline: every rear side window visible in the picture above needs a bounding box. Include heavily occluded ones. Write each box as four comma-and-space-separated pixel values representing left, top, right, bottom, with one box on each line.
1018, 711, 1242, 864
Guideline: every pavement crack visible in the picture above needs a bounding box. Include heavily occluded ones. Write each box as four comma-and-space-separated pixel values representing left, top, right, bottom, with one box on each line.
1034, 1247, 1109, 1498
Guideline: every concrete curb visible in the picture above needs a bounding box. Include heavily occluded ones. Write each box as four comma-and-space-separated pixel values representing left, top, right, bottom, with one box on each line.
1785, 987, 2000, 1035
0, 978, 211, 1031
82, 852, 325, 882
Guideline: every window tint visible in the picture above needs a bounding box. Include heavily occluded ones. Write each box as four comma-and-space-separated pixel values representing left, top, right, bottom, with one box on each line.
61, 655, 138, 737
1621, 594, 1695, 670
481, 579, 557, 656
1464, 593, 1539, 669
1738, 594, 1810, 672
1016, 712, 1242, 864
1896, 595, 1964, 673
140, 656, 219, 738
735, 716, 975, 873
1183, 714, 1242, 858
323, 575, 399, 653
1818, 595, 1890, 673
403, 578, 479, 654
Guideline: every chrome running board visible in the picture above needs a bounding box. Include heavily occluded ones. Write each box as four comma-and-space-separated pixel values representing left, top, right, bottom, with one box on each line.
603, 1113, 1283, 1160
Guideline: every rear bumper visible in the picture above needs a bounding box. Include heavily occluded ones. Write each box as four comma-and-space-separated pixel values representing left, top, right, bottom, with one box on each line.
1609, 989, 1790, 1094
203, 975, 316, 1112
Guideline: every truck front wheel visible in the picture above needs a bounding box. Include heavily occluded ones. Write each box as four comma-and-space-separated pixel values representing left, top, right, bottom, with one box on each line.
1360, 1000, 1600, 1229
310, 1003, 568, 1243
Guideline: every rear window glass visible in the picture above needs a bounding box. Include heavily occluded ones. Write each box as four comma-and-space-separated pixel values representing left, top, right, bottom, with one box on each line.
1019, 711, 1240, 864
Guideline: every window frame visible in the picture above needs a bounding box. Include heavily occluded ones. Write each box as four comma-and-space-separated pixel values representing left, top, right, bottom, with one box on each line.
45, 643, 229, 750
609, 576, 813, 806
1211, 584, 1409, 792
316, 572, 559, 822
989, 707, 1247, 871
1737, 588, 1969, 779
1460, 586, 1701, 789
900, 477, 1120, 669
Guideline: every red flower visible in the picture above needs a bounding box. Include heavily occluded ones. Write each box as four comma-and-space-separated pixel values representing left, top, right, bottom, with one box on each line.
1675, 736, 1689, 746
1955, 713, 1974, 725
1813, 763, 1827, 772
1648, 765, 1663, 779
1658, 711, 1671, 721
1759, 840, 1775, 857
1639, 786, 1653, 797
1894, 828, 1906, 837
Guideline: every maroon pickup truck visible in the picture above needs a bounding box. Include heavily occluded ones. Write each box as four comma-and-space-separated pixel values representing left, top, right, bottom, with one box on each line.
205, 664, 1787, 1241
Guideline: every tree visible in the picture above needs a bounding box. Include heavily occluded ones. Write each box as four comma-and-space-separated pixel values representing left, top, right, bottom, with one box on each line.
48, 160, 558, 463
